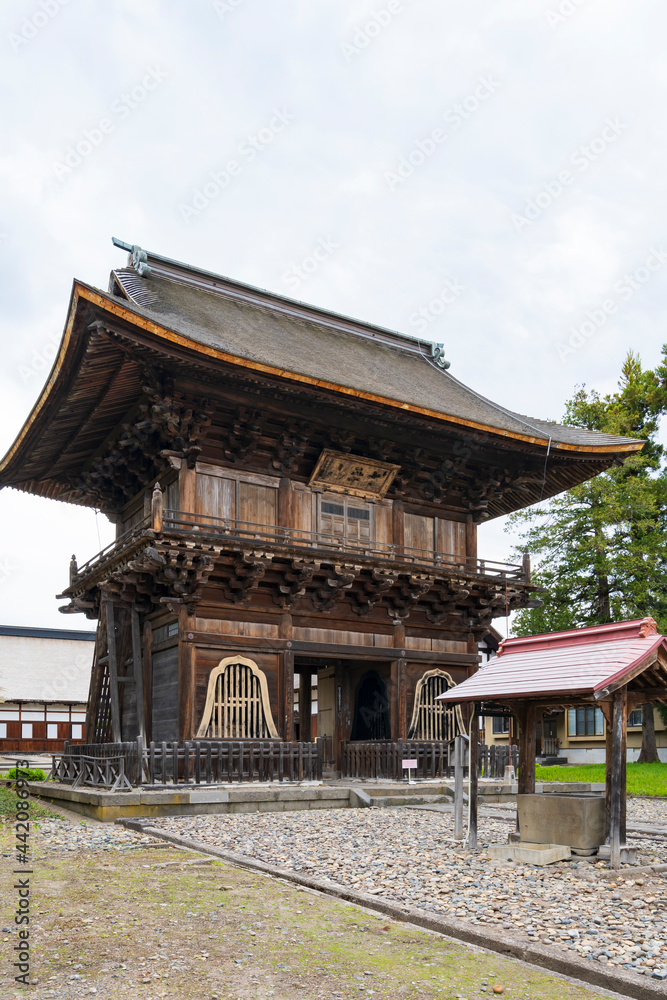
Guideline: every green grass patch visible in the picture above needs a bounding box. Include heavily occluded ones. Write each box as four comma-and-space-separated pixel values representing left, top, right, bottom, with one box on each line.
535, 761, 667, 796
0, 783, 60, 820
5, 766, 47, 781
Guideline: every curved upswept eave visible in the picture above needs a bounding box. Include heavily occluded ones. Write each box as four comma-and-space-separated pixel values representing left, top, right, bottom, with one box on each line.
0, 281, 87, 478
0, 280, 645, 501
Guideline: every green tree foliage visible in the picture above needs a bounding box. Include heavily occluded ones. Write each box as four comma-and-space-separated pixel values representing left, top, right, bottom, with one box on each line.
510, 349, 667, 636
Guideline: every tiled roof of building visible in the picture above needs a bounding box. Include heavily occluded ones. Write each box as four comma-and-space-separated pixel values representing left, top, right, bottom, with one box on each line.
437, 618, 667, 702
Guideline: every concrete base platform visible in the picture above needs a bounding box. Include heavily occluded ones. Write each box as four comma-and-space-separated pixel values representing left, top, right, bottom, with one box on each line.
28, 781, 352, 821
25, 777, 613, 822
488, 842, 571, 865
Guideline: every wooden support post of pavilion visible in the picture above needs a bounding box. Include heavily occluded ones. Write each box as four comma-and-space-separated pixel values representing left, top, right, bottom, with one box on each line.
609, 689, 628, 869
467, 703, 478, 851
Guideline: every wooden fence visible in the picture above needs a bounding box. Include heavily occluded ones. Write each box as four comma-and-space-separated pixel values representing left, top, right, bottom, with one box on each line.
51, 739, 518, 788
479, 743, 519, 779
52, 753, 132, 792
342, 740, 519, 780
341, 740, 455, 780
144, 739, 321, 785
51, 738, 321, 788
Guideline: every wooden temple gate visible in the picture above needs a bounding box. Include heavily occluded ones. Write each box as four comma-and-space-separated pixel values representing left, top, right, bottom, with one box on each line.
0, 239, 642, 783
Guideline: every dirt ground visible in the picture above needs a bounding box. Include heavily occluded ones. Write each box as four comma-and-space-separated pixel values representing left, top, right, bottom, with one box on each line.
0, 818, 629, 1000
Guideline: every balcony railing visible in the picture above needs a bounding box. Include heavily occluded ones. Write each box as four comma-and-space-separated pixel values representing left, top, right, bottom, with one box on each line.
70, 508, 528, 586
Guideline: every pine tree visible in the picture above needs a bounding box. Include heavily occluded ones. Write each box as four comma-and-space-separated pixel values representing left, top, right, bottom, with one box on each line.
509, 349, 667, 761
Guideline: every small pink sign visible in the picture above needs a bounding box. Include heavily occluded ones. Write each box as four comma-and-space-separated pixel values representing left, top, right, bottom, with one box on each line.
402, 759, 418, 769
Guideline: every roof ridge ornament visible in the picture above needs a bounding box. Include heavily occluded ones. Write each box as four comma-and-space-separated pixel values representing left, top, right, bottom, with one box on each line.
111, 237, 152, 278
131, 245, 152, 279
430, 342, 451, 370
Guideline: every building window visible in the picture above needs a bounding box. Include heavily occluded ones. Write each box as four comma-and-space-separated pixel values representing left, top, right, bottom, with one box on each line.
0, 723, 6, 738
196, 656, 279, 739
47, 724, 58, 739
492, 716, 510, 735
21, 723, 33, 739
71, 724, 83, 740
407, 670, 461, 741
568, 707, 605, 737
628, 709, 643, 728
319, 495, 371, 543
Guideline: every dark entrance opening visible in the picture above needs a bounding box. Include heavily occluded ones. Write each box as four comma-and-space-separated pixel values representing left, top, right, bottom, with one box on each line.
350, 670, 390, 740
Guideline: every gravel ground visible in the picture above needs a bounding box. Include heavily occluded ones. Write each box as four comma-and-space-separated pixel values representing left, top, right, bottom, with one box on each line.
146, 802, 667, 983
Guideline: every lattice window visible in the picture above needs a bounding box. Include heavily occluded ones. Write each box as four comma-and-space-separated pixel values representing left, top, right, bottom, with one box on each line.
408, 669, 464, 741
319, 494, 371, 543
196, 656, 278, 739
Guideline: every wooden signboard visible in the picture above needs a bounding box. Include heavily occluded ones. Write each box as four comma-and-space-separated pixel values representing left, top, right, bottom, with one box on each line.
308, 449, 400, 500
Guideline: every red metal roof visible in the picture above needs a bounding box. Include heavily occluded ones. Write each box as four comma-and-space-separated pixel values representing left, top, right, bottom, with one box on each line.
437, 617, 667, 703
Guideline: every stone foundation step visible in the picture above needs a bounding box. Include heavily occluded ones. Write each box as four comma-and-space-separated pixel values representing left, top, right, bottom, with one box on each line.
367, 791, 455, 808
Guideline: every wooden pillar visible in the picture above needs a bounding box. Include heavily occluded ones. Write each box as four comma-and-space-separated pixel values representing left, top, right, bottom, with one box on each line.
392, 655, 407, 740
610, 689, 628, 868
391, 621, 406, 740
131, 605, 146, 742
282, 650, 295, 741
300, 671, 312, 741
104, 596, 122, 743
392, 499, 404, 553
177, 605, 196, 741
151, 482, 163, 531
454, 734, 465, 840
142, 620, 153, 743
465, 514, 477, 570
517, 703, 536, 796
85, 610, 107, 742
467, 704, 478, 850
600, 702, 613, 841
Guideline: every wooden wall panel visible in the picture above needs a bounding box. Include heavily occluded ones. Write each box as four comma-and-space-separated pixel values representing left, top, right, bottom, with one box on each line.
195, 618, 279, 638
375, 504, 392, 547
405, 636, 431, 650
293, 626, 375, 645
164, 479, 179, 512
292, 488, 314, 534
196, 474, 235, 520
431, 638, 469, 653
239, 482, 277, 527
151, 647, 179, 741
405, 513, 434, 553
436, 519, 466, 558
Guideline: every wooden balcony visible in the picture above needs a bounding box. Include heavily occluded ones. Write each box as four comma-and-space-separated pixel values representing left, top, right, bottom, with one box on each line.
61, 507, 538, 631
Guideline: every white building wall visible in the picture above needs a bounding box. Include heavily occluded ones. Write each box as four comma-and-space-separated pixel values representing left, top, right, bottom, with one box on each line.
0, 634, 94, 703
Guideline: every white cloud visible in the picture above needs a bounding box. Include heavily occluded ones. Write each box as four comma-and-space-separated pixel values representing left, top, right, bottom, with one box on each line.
0, 0, 665, 626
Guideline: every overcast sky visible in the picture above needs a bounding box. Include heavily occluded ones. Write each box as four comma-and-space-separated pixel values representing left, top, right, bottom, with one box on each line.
0, 0, 665, 631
